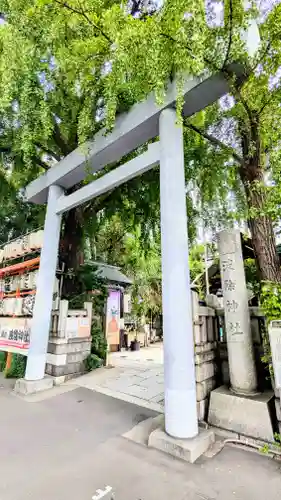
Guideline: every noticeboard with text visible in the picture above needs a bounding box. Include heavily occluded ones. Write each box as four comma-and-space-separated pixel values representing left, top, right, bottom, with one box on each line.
0, 318, 31, 355
65, 316, 91, 339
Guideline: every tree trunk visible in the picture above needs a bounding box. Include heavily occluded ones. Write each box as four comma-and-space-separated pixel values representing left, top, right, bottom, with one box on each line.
60, 207, 85, 296
240, 161, 281, 283
248, 213, 281, 283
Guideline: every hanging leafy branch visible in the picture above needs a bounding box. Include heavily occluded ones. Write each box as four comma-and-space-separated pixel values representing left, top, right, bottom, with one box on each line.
0, 0, 281, 287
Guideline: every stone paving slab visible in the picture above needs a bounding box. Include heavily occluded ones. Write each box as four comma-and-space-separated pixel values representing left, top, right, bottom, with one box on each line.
68, 348, 165, 411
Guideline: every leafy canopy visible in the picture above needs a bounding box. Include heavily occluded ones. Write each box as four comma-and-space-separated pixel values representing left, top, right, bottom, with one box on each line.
1, 0, 281, 283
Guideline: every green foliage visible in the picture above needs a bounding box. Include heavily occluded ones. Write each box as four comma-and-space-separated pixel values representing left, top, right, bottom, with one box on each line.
274, 433, 281, 446
244, 258, 260, 297
123, 227, 162, 317
0, 0, 281, 286
0, 351, 6, 372
260, 282, 281, 377
85, 317, 107, 371
85, 353, 103, 372
0, 170, 44, 245
67, 262, 108, 312
92, 214, 163, 318
189, 244, 205, 282
5, 354, 26, 379
261, 282, 281, 321
91, 323, 107, 361
259, 443, 270, 455
259, 433, 281, 455
260, 327, 273, 378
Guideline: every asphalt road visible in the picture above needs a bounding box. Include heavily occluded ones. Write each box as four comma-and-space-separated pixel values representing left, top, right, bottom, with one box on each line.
1, 376, 281, 500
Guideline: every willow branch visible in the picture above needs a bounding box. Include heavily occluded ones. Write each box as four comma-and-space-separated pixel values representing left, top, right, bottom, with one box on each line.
35, 143, 61, 162
52, 120, 71, 156
160, 33, 219, 70
258, 95, 274, 115
250, 40, 271, 75
185, 120, 244, 165
222, 0, 233, 69
36, 158, 51, 170
53, 0, 112, 43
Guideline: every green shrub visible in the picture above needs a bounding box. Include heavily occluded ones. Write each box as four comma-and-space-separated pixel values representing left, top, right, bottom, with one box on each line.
85, 353, 103, 371
260, 282, 281, 377
0, 352, 6, 372
5, 354, 26, 378
91, 324, 107, 361
261, 282, 281, 321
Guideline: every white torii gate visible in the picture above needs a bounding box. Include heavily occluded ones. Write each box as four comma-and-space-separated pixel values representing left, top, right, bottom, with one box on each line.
23, 66, 244, 440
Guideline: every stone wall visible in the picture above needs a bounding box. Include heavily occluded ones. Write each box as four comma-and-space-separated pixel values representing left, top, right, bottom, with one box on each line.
45, 300, 92, 383
192, 292, 218, 421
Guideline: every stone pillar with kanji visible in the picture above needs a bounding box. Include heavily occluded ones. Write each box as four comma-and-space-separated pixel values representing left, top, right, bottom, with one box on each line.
218, 229, 257, 395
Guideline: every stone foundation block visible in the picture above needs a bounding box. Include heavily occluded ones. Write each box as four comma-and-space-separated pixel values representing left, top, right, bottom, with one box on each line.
48, 337, 91, 355
66, 350, 90, 364
208, 386, 275, 442
199, 306, 215, 317
46, 353, 67, 366
45, 360, 86, 377
196, 378, 216, 402
193, 324, 202, 345
221, 360, 230, 385
52, 375, 67, 385
195, 342, 216, 354
195, 361, 215, 383
148, 427, 215, 463
275, 398, 281, 422
195, 350, 215, 365
14, 377, 53, 396
197, 398, 208, 421
207, 317, 215, 341
200, 317, 208, 343
273, 385, 279, 398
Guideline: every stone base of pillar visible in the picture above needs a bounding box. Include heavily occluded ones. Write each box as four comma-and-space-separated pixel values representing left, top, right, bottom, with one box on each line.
14, 376, 54, 396
208, 386, 275, 442
148, 427, 215, 464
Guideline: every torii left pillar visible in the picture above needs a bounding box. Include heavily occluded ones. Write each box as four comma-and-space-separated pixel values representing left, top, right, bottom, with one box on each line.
15, 185, 63, 395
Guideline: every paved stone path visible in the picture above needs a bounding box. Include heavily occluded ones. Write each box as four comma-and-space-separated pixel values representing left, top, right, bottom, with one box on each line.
69, 344, 165, 412
1, 374, 281, 500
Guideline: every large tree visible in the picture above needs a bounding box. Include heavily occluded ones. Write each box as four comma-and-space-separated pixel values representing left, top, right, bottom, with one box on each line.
1, 0, 281, 284
0, 0, 162, 283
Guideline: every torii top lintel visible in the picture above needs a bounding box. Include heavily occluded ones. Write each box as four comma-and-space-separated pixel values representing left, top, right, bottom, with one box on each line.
25, 64, 244, 205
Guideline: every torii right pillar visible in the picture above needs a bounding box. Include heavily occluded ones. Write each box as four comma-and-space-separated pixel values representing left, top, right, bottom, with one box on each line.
208, 229, 275, 442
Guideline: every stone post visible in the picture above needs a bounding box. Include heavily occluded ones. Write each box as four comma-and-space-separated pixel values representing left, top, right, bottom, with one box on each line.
25, 185, 63, 381
159, 108, 198, 439
218, 229, 257, 394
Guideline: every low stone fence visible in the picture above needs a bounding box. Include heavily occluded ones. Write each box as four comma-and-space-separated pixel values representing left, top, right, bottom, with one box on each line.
191, 294, 271, 421
275, 394, 281, 434
192, 292, 218, 421
46, 300, 92, 383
